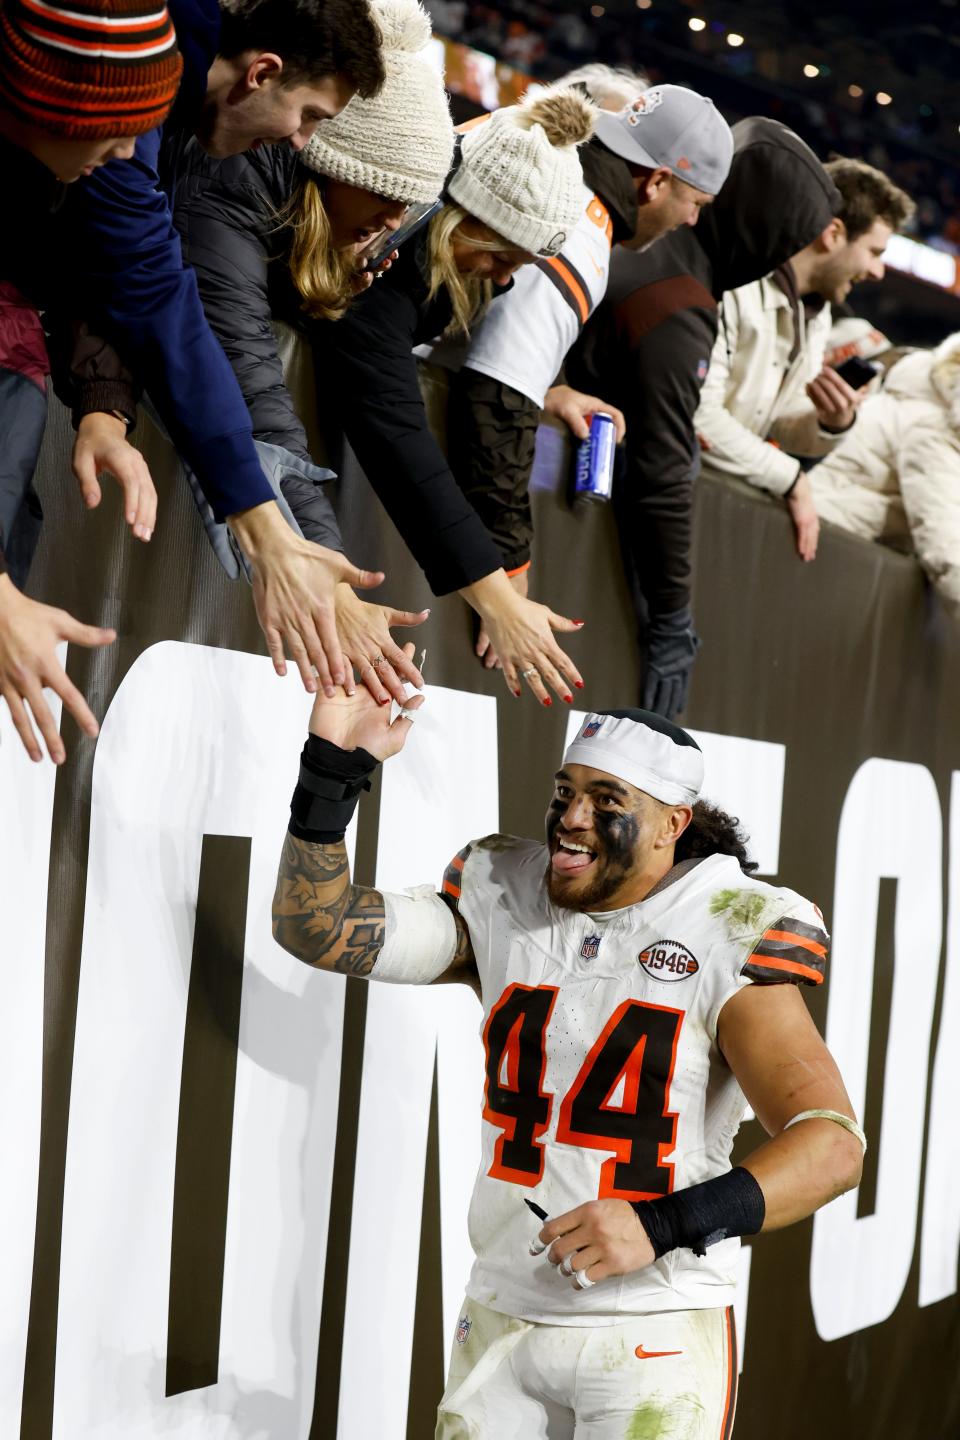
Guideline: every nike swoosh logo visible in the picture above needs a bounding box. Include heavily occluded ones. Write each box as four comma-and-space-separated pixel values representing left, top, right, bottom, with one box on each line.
635, 1345, 684, 1360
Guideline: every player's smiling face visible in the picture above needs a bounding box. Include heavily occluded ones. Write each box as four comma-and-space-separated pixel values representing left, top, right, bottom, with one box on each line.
545, 764, 674, 911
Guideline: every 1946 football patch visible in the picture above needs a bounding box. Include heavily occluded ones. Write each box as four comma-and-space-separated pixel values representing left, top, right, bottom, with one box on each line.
638, 940, 699, 982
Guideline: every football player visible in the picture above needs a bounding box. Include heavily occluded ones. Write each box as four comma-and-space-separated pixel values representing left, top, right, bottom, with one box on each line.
272, 655, 864, 1439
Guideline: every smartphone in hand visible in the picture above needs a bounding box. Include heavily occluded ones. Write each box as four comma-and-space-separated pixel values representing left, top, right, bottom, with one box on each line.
361, 199, 443, 272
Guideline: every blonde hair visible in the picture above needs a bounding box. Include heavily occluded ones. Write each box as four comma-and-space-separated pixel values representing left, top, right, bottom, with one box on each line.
427, 203, 509, 338
285, 177, 361, 322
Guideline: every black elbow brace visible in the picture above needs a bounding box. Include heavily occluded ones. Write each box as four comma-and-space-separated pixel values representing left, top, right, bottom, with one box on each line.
632, 1166, 765, 1259
289, 735, 379, 843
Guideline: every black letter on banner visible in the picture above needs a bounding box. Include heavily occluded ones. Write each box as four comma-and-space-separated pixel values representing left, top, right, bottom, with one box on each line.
166, 834, 250, 1395
856, 877, 896, 1219
406, 1056, 445, 1437
308, 767, 381, 1440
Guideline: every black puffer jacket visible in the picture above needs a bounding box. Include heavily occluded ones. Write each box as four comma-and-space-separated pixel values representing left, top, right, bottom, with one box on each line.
166, 137, 505, 594
165, 135, 308, 454
569, 117, 841, 620
310, 232, 504, 593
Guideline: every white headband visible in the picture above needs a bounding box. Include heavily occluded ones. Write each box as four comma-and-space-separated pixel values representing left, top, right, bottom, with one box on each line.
562, 713, 703, 806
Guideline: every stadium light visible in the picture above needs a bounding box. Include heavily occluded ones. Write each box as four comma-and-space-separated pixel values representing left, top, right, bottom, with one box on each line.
688, 16, 707, 30
876, 91, 893, 105
848, 84, 863, 98
727, 31, 744, 45
803, 63, 819, 77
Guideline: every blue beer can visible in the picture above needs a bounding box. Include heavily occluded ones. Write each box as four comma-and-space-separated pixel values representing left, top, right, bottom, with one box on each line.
574, 412, 616, 505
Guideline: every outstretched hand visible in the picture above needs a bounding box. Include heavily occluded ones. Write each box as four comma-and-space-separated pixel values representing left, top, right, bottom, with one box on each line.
308, 642, 424, 761
0, 575, 115, 763
72, 412, 157, 543
334, 584, 428, 703
229, 501, 385, 695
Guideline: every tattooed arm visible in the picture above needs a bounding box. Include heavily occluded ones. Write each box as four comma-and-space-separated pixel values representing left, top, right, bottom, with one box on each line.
271, 832, 478, 985
272, 834, 387, 976
271, 658, 478, 984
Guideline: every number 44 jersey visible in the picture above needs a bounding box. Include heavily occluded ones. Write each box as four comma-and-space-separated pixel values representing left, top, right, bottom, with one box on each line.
443, 835, 828, 1325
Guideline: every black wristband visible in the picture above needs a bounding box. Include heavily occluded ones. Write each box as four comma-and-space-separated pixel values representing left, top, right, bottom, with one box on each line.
632, 1167, 765, 1259
289, 735, 379, 843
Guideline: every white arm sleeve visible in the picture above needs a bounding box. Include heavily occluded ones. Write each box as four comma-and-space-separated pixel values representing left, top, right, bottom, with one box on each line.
370, 886, 460, 985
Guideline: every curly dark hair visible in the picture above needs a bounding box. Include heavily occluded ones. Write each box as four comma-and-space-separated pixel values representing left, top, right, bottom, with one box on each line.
825, 156, 915, 241
218, 0, 386, 98
674, 800, 758, 874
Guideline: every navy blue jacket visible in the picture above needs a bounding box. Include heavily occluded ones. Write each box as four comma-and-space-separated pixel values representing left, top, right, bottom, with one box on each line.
66, 0, 273, 520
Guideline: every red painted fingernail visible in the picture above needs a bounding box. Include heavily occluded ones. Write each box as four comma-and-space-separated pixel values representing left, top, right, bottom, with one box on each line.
575, 680, 585, 689
542, 698, 553, 707
512, 688, 522, 697
573, 619, 585, 625
379, 696, 391, 706
563, 694, 573, 704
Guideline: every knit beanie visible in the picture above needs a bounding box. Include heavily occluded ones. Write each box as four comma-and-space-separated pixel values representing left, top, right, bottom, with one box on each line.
299, 0, 453, 206
0, 0, 182, 139
447, 88, 596, 258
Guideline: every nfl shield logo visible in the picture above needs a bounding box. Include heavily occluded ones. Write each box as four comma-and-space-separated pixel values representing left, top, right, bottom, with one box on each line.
581, 934, 601, 959
582, 719, 602, 739
456, 1314, 472, 1345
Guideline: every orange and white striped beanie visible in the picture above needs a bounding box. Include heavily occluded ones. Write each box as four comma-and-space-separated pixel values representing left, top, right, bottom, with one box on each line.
0, 0, 182, 138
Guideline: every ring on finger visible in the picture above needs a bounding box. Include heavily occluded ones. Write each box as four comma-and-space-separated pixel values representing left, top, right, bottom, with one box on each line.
573, 1267, 595, 1290
560, 1253, 576, 1277
521, 667, 539, 680
371, 655, 387, 669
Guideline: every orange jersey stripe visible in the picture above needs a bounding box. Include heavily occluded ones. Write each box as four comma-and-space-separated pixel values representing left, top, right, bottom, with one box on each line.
762, 927, 827, 958
750, 953, 824, 984
545, 257, 589, 323
441, 879, 461, 899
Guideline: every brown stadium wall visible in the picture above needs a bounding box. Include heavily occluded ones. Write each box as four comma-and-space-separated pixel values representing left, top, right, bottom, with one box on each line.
4, 365, 960, 1440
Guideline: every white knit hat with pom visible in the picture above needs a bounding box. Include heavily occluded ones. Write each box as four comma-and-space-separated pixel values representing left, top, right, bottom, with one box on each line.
299, 0, 453, 205
447, 88, 596, 257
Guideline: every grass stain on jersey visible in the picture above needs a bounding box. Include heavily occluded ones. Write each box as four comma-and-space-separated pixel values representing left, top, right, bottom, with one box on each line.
626, 1394, 704, 1440
709, 888, 769, 932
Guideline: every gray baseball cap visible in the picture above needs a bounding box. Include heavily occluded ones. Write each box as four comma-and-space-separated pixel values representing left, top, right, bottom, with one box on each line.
593, 84, 734, 197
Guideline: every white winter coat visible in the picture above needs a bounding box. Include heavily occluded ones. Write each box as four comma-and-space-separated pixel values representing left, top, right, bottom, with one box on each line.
695, 274, 844, 496
811, 334, 960, 613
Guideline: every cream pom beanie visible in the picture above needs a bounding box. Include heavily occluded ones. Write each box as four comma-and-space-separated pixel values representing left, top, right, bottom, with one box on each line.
447, 88, 596, 258
300, 0, 454, 205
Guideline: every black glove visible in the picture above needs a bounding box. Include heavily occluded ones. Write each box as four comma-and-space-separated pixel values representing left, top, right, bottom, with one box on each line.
641, 606, 700, 719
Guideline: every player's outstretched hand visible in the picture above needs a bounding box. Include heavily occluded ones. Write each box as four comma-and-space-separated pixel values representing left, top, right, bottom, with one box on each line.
307, 642, 424, 762
0, 574, 116, 763
532, 1199, 656, 1290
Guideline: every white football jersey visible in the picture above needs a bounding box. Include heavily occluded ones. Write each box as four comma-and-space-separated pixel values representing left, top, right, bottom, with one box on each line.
415, 184, 615, 408
442, 837, 828, 1325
